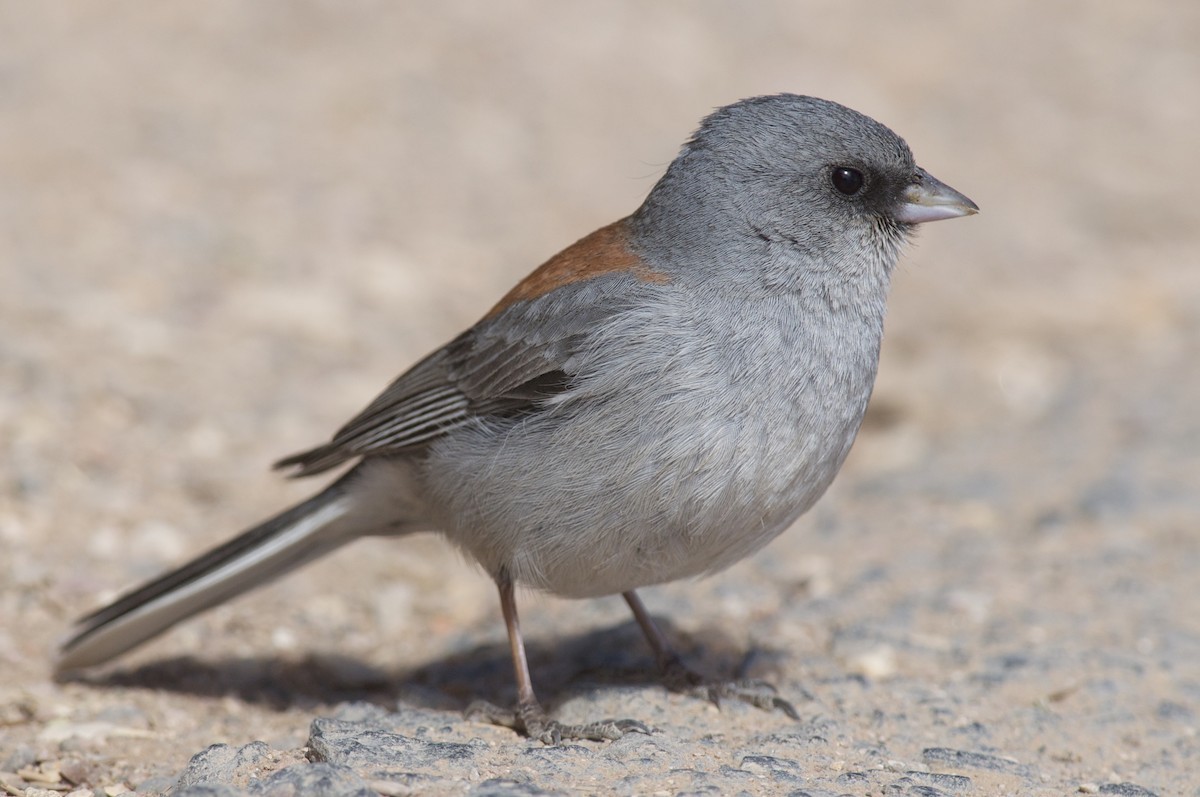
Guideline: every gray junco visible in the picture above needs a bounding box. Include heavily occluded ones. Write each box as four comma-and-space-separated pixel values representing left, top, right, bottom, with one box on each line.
58, 94, 977, 743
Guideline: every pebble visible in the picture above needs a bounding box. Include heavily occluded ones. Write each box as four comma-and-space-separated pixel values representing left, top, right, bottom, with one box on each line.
467, 779, 561, 796
736, 754, 804, 781
902, 770, 972, 792
844, 644, 898, 680
308, 718, 486, 778
254, 763, 376, 797
1097, 784, 1159, 797
0, 745, 36, 772
0, 771, 26, 794
921, 747, 1030, 776
176, 741, 270, 790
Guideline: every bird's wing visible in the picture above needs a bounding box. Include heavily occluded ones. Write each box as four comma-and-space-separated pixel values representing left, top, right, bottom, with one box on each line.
275, 220, 662, 477
273, 325, 568, 477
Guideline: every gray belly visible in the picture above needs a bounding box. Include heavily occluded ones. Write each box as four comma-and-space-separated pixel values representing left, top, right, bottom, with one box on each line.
425, 295, 882, 597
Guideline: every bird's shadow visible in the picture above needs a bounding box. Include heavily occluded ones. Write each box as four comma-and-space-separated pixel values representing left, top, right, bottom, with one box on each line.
59, 617, 789, 716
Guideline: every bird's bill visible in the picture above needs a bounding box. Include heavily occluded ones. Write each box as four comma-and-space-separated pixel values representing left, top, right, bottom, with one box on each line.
894, 168, 979, 224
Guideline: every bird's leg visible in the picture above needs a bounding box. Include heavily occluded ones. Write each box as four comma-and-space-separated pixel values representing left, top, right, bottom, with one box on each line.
623, 590, 800, 719
465, 575, 649, 743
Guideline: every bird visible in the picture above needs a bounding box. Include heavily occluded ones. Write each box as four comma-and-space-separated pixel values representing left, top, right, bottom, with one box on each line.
57, 94, 978, 743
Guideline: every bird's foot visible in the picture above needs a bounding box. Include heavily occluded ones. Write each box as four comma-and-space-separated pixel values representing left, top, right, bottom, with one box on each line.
465, 699, 651, 744
660, 656, 802, 720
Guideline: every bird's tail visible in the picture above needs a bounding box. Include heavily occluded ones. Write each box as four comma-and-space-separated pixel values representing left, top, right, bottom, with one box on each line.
57, 471, 367, 674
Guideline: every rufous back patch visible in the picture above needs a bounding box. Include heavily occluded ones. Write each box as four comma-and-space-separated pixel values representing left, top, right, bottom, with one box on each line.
486, 219, 667, 318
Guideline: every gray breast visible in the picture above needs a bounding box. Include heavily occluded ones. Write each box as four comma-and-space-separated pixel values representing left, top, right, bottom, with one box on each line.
424, 287, 884, 598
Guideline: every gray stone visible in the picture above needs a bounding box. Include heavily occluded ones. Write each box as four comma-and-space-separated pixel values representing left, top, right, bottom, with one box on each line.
901, 770, 971, 792
737, 754, 804, 781
887, 780, 951, 797
136, 774, 181, 794
174, 785, 249, 797
468, 778, 563, 796
176, 741, 270, 789
921, 747, 1030, 776
600, 732, 683, 767
308, 717, 485, 778
250, 762, 375, 797
0, 744, 36, 772
835, 771, 874, 786
1098, 784, 1159, 797
674, 785, 723, 797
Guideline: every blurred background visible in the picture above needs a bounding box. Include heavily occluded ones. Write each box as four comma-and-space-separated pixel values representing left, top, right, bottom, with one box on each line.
0, 1, 1196, 791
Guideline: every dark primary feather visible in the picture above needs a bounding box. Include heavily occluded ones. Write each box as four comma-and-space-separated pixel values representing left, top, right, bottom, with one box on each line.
273, 344, 469, 477
274, 311, 594, 478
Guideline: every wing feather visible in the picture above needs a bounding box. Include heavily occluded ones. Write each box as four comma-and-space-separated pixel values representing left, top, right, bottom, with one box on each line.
275, 219, 661, 477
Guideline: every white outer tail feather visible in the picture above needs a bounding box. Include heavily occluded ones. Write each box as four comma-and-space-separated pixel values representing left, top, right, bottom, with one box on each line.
56, 493, 355, 673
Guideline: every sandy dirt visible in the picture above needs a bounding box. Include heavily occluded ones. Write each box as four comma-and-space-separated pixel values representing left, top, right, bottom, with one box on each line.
1, 3, 1198, 795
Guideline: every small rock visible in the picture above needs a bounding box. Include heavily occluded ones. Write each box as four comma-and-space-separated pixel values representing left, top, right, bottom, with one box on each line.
174, 784, 249, 797
1, 744, 36, 772
674, 786, 723, 797
845, 644, 897, 680
1098, 784, 1159, 797
912, 787, 950, 797
176, 741, 270, 789
18, 762, 62, 785
308, 718, 483, 778
835, 771, 873, 786
60, 759, 99, 787
887, 778, 950, 797
468, 778, 560, 796
136, 774, 180, 794
0, 771, 28, 793
904, 770, 972, 792
738, 754, 803, 781
251, 762, 375, 797
922, 747, 1030, 776
715, 764, 763, 784
600, 733, 683, 767
521, 744, 593, 767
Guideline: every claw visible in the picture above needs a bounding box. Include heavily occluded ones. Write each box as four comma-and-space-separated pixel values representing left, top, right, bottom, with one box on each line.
613, 718, 652, 736
773, 696, 801, 720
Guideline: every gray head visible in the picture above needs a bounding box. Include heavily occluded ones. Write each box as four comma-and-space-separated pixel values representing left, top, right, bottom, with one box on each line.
630, 94, 977, 288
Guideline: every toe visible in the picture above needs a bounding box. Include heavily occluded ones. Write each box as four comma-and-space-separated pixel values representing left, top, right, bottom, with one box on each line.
464, 700, 519, 729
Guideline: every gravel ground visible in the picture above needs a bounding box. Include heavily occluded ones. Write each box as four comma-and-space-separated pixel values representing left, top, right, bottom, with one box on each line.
1, 3, 1198, 796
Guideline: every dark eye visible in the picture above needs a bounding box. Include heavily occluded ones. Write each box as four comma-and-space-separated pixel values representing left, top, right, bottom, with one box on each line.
831, 166, 864, 196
